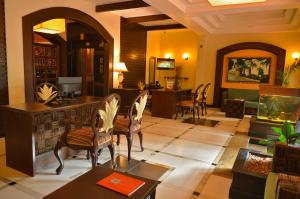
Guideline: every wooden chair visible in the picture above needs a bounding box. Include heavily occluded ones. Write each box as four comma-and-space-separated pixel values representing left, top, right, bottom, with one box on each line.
199, 83, 211, 116
35, 82, 58, 104
175, 84, 204, 120
54, 93, 121, 174
114, 91, 148, 160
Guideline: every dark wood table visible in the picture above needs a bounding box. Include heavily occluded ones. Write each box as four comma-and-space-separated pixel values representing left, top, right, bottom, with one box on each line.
44, 167, 159, 199
151, 88, 192, 119
0, 96, 103, 176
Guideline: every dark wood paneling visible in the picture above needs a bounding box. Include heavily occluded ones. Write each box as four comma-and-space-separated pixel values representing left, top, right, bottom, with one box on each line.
0, 0, 8, 106
213, 42, 286, 107
0, 0, 8, 138
120, 18, 146, 88
145, 24, 186, 31
96, 0, 149, 12
123, 14, 170, 24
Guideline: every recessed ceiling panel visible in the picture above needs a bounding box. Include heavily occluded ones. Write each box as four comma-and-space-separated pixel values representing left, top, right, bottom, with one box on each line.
207, 0, 266, 6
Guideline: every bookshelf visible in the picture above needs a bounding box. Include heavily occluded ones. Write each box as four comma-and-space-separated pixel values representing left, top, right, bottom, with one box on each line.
33, 43, 60, 86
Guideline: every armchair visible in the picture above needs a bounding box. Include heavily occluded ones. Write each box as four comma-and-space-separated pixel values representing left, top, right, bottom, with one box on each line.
54, 93, 121, 174
264, 142, 300, 199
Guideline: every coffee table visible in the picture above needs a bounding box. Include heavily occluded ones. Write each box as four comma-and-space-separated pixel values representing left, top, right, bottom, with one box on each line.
44, 167, 159, 199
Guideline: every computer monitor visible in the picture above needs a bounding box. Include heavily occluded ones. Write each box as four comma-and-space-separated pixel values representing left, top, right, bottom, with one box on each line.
58, 77, 82, 97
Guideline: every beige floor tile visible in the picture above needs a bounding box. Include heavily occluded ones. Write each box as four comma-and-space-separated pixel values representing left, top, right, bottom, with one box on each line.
201, 175, 232, 199
181, 129, 231, 146
0, 186, 36, 199
161, 139, 223, 163
143, 123, 190, 138
156, 183, 193, 199
148, 153, 214, 192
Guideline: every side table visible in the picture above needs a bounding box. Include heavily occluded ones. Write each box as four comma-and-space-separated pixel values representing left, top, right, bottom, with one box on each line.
225, 99, 245, 119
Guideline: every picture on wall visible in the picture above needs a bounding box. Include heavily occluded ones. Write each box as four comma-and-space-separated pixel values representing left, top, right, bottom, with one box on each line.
227, 57, 271, 83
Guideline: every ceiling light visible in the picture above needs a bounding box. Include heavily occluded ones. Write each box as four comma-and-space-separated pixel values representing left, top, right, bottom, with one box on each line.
33, 19, 66, 34
208, 0, 266, 6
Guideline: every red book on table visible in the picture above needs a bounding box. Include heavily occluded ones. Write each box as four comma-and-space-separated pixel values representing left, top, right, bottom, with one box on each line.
97, 172, 145, 196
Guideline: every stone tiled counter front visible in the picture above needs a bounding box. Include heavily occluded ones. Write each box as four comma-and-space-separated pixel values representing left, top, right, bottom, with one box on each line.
0, 96, 103, 176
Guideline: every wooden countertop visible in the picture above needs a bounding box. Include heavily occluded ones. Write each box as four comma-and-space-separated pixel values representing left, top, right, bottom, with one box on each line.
0, 96, 103, 113
150, 88, 192, 93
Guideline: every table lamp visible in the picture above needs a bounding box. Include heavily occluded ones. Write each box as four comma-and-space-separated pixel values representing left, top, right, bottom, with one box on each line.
114, 62, 128, 88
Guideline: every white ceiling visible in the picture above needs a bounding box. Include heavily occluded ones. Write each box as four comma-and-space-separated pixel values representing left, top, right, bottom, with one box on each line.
95, 0, 300, 34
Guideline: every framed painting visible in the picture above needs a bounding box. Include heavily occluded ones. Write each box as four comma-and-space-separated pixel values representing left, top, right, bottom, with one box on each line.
227, 57, 271, 83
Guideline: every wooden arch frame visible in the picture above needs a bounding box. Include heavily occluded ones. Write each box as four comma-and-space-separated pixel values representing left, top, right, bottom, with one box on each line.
22, 7, 114, 102
213, 42, 286, 107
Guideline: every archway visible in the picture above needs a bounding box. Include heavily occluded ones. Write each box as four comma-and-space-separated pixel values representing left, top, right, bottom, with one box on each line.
213, 42, 286, 107
22, 7, 114, 102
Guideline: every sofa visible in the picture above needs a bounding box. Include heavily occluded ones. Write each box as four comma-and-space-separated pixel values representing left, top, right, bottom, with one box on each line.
221, 88, 259, 115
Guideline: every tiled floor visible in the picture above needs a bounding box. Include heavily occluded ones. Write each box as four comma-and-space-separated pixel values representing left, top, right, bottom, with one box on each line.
0, 108, 259, 199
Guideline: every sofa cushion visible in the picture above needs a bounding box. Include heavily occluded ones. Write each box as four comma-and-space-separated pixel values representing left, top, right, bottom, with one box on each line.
228, 89, 259, 102
245, 101, 259, 109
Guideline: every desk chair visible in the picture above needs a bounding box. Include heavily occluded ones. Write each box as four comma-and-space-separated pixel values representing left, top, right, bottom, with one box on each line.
54, 94, 120, 174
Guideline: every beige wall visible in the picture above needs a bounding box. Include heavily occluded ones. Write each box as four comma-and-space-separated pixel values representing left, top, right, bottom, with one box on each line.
146, 29, 200, 90
196, 32, 300, 105
5, 0, 121, 104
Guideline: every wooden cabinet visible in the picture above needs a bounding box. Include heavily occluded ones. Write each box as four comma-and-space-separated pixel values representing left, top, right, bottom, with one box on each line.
33, 43, 60, 86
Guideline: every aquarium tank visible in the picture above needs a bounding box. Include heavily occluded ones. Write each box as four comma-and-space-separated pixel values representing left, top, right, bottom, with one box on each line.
257, 94, 300, 124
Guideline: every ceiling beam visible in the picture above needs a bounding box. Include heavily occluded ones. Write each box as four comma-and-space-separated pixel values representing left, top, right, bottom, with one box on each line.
123, 14, 171, 24
96, 0, 149, 12
145, 24, 186, 31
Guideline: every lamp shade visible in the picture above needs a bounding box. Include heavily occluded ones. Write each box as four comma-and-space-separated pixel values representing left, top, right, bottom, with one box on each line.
114, 62, 128, 72
34, 19, 66, 34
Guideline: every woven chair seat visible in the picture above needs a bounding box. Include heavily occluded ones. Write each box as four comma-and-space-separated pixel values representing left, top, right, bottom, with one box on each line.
67, 127, 111, 147
115, 116, 141, 132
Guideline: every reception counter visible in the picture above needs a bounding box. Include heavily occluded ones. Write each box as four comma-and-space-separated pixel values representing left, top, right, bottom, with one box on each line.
151, 89, 192, 119
0, 96, 103, 176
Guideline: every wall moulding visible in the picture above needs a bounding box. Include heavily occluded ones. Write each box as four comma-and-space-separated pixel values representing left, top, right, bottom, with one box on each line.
22, 7, 114, 102
213, 42, 286, 107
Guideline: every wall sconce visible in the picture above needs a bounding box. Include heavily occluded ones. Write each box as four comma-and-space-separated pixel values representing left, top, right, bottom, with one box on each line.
182, 53, 189, 60
292, 52, 300, 60
114, 62, 128, 88
164, 53, 172, 59
292, 52, 300, 66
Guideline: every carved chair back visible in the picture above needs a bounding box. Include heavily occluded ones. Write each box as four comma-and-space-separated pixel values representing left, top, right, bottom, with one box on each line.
128, 91, 148, 126
194, 84, 204, 104
201, 83, 211, 101
35, 82, 58, 103
91, 94, 121, 139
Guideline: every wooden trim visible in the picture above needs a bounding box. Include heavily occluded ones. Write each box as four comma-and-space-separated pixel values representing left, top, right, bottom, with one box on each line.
259, 85, 300, 97
0, 0, 8, 106
22, 7, 114, 103
95, 0, 149, 12
123, 14, 171, 24
213, 42, 286, 107
145, 24, 186, 31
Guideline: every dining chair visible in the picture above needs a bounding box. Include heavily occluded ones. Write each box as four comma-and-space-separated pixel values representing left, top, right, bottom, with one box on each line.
200, 83, 211, 116
114, 91, 148, 160
54, 93, 121, 174
175, 84, 204, 120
